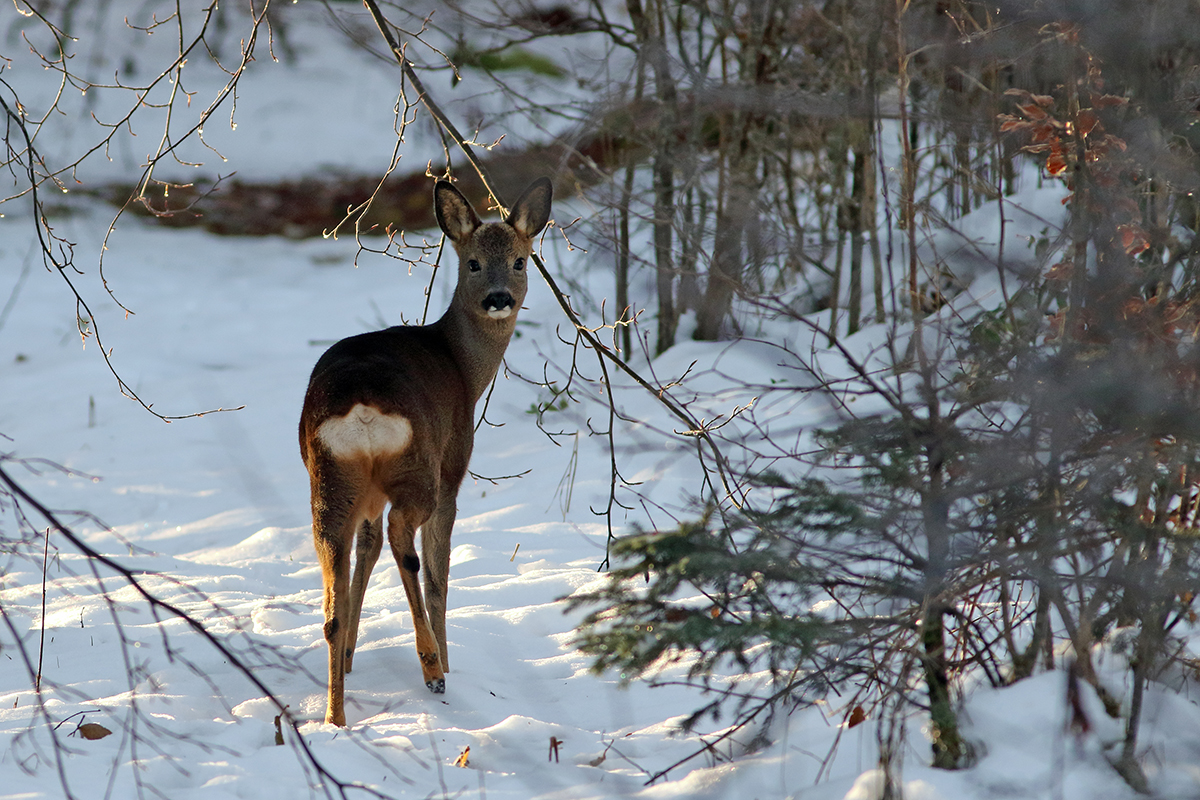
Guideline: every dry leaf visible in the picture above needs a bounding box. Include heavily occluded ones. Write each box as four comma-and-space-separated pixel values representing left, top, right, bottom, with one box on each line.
1076, 109, 1100, 137
1017, 103, 1048, 121
847, 706, 867, 728
453, 746, 470, 768
1046, 153, 1068, 176
1093, 93, 1129, 108
664, 607, 689, 623
78, 723, 112, 740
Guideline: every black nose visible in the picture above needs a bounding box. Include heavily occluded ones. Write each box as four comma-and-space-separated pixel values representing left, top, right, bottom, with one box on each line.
482, 291, 514, 312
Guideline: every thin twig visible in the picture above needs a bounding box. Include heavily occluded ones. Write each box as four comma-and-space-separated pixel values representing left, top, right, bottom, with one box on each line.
36, 526, 50, 690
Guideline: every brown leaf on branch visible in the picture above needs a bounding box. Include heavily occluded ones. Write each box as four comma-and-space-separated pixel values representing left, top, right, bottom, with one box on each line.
999, 115, 1031, 133
77, 723, 112, 740
1030, 123, 1060, 143
664, 607, 690, 622
1117, 224, 1149, 255
1122, 296, 1147, 319
1101, 134, 1128, 153
1018, 103, 1048, 121
1076, 109, 1100, 137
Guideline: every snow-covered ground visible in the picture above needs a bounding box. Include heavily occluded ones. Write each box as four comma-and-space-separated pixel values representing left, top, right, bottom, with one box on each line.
3, 3, 1200, 799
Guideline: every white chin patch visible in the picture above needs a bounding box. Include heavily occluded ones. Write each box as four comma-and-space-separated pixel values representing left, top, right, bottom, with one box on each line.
487, 307, 513, 320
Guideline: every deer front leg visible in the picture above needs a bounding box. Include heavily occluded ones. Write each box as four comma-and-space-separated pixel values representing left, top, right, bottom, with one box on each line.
422, 498, 456, 672
344, 515, 383, 674
387, 505, 445, 693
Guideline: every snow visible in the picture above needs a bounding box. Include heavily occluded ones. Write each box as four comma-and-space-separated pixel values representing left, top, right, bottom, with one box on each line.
2, 2, 1200, 799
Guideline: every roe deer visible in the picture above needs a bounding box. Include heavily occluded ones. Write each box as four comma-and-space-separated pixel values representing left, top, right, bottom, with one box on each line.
299, 178, 552, 726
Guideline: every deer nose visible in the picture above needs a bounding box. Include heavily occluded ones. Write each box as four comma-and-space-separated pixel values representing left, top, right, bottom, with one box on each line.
482, 291, 515, 314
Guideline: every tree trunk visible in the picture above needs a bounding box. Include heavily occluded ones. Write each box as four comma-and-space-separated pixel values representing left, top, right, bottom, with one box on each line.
922, 415, 968, 770
626, 0, 678, 355
678, 187, 704, 313
694, 0, 778, 341
848, 140, 867, 335
828, 135, 849, 344
1010, 589, 1050, 681
922, 602, 965, 769
653, 152, 677, 354
616, 161, 636, 357
694, 177, 751, 341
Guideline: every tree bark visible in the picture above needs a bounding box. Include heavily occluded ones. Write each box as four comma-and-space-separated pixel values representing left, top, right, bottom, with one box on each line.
922, 414, 968, 770
627, 0, 679, 356
695, 177, 751, 341
848, 139, 867, 334
616, 161, 636, 357
694, 0, 778, 341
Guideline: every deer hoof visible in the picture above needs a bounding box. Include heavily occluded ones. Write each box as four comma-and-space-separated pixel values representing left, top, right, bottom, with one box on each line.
426, 677, 445, 694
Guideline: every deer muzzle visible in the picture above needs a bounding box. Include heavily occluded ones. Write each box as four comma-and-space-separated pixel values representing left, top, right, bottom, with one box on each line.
483, 291, 515, 319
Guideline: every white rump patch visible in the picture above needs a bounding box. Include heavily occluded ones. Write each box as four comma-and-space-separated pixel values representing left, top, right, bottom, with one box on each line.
317, 404, 413, 460
486, 307, 513, 320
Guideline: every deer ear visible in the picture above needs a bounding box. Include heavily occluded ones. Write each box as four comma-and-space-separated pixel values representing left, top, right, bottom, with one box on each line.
507, 177, 552, 239
434, 180, 482, 243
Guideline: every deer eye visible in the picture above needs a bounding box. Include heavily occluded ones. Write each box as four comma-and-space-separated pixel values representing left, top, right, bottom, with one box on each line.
468, 259, 481, 272
512, 258, 525, 271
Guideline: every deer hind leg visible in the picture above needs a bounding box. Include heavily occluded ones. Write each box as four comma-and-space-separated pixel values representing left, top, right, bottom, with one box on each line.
344, 514, 383, 674
422, 498, 456, 672
311, 491, 360, 727
387, 504, 446, 693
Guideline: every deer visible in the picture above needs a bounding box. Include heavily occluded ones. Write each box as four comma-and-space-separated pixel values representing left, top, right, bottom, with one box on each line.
299, 177, 552, 726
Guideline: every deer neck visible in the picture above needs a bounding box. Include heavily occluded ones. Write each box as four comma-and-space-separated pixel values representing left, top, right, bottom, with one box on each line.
436, 297, 517, 405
